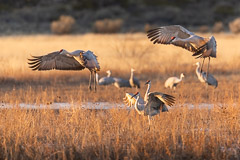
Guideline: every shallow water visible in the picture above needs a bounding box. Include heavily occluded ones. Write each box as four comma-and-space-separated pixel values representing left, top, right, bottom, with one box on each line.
0, 102, 233, 110
0, 102, 126, 110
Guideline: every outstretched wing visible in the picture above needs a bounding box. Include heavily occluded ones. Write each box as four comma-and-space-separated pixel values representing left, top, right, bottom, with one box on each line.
147, 25, 206, 53
150, 92, 175, 106
123, 93, 144, 107
28, 51, 85, 71
147, 25, 194, 44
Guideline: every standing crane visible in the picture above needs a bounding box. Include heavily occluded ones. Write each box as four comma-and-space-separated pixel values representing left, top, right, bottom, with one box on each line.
96, 70, 115, 85
131, 80, 175, 130
129, 68, 140, 89
165, 73, 185, 90
124, 80, 174, 130
147, 25, 217, 78
195, 62, 218, 88
28, 49, 100, 91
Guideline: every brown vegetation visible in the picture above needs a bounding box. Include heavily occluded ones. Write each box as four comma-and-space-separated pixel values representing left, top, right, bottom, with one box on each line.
0, 33, 240, 159
229, 17, 240, 34
51, 15, 76, 34
229, 18, 240, 33
93, 19, 123, 33
212, 22, 224, 33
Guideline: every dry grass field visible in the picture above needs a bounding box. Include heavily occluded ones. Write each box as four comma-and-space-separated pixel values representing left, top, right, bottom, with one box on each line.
0, 33, 240, 159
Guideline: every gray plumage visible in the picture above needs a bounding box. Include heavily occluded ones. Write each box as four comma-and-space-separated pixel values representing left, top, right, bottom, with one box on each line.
96, 70, 115, 85
195, 62, 218, 88
113, 77, 131, 88
147, 25, 217, 77
28, 49, 100, 91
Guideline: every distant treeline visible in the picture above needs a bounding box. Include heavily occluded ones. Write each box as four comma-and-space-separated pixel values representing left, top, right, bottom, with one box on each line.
0, 0, 238, 10
0, 0, 239, 34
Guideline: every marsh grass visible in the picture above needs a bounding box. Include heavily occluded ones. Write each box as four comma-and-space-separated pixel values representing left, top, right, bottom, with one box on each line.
0, 33, 240, 159
0, 103, 240, 159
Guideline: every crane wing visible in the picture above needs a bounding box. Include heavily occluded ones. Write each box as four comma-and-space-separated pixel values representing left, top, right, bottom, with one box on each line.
28, 51, 85, 71
123, 93, 144, 107
147, 25, 194, 44
82, 50, 100, 71
147, 25, 205, 53
150, 92, 175, 106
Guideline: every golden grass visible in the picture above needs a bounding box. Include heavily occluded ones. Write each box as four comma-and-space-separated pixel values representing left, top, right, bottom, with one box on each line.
0, 33, 240, 159
0, 103, 240, 159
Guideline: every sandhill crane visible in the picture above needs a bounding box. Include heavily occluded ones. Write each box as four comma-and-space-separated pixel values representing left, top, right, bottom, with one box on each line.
165, 73, 185, 90
96, 70, 115, 85
147, 25, 217, 78
195, 62, 218, 88
28, 49, 100, 91
129, 68, 140, 89
131, 81, 175, 130
124, 80, 172, 129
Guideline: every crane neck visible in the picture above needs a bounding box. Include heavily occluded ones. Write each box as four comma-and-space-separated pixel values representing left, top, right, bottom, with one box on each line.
196, 64, 201, 77
179, 75, 183, 81
130, 70, 134, 79
107, 72, 111, 77
134, 94, 144, 115
95, 73, 99, 84
144, 83, 151, 102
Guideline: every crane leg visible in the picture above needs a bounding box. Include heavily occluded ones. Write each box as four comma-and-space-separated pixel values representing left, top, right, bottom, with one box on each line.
148, 115, 151, 131
206, 57, 210, 79
88, 71, 92, 91
94, 71, 97, 92
200, 58, 205, 73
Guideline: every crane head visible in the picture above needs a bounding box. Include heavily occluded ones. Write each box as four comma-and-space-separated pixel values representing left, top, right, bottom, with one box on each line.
181, 73, 185, 78
145, 80, 151, 85
131, 92, 139, 99
59, 49, 67, 55
170, 36, 176, 42
106, 70, 111, 74
194, 62, 200, 66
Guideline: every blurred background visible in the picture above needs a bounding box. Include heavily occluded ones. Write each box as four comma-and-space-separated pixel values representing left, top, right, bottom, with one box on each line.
0, 0, 240, 35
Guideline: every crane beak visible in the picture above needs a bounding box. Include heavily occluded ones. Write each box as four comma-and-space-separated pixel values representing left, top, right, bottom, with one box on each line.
145, 80, 150, 85
131, 92, 139, 99
193, 63, 197, 66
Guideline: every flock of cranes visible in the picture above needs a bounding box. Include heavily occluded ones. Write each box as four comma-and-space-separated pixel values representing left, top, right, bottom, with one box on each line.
27, 25, 218, 129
